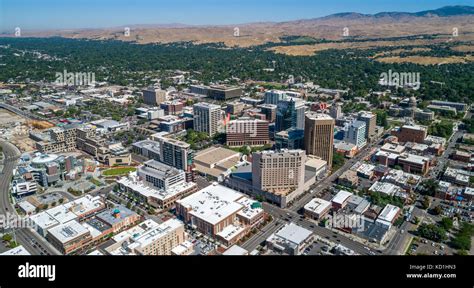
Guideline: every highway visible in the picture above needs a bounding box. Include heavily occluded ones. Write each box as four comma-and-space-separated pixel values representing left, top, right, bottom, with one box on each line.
0, 140, 61, 255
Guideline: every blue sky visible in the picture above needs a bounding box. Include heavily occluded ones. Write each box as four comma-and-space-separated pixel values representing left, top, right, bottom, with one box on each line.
1, 0, 472, 31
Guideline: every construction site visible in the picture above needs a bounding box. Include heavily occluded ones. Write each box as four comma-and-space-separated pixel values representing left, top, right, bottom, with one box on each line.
0, 108, 54, 153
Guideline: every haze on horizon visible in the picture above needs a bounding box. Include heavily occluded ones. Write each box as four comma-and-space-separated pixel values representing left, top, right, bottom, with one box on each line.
1, 0, 473, 32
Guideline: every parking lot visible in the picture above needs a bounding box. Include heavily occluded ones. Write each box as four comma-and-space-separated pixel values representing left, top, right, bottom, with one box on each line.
187, 228, 218, 255
303, 240, 330, 255
408, 238, 454, 256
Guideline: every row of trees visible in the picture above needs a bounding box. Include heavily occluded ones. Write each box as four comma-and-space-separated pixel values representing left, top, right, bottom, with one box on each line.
0, 37, 473, 104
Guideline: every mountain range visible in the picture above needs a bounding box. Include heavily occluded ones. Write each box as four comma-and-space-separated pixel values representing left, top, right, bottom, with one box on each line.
3, 5, 474, 47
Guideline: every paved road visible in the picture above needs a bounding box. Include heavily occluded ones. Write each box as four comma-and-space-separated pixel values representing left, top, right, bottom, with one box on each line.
0, 103, 45, 121
242, 131, 388, 255
387, 120, 465, 255
428, 130, 464, 179
0, 140, 60, 255
0, 140, 20, 214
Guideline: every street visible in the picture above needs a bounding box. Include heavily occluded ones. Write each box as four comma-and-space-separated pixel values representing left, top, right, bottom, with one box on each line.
0, 140, 60, 255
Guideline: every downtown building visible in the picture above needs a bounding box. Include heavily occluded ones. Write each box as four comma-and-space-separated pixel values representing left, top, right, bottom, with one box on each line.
117, 159, 198, 210
252, 150, 306, 194
275, 97, 305, 150
258, 104, 277, 122
142, 88, 167, 106
225, 149, 318, 208
304, 112, 335, 167
344, 120, 367, 149
104, 219, 188, 255
264, 90, 288, 105
225, 118, 270, 147
175, 184, 264, 247
189, 85, 242, 101
36, 125, 78, 154
160, 100, 184, 115
275, 98, 305, 132
133, 137, 194, 181
330, 103, 342, 119
358, 111, 377, 140
193, 102, 221, 137
391, 124, 427, 144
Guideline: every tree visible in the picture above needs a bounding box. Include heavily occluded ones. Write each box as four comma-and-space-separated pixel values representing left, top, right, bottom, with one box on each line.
432, 205, 443, 215
239, 145, 252, 156
417, 223, 447, 242
428, 120, 454, 139
374, 110, 389, 129
439, 217, 453, 230
421, 197, 431, 210
420, 179, 438, 196
2, 234, 12, 242
332, 153, 346, 171
413, 216, 420, 225
451, 222, 474, 251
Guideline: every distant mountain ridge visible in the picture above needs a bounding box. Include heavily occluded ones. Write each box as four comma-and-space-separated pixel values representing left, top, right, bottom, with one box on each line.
2, 5, 473, 47
324, 5, 474, 20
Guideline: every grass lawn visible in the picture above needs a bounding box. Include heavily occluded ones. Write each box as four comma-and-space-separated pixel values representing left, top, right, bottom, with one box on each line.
102, 167, 137, 176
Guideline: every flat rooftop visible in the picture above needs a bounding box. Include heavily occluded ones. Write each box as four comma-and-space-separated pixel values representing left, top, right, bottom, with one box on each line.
273, 223, 313, 245
140, 159, 184, 179
96, 205, 137, 226
194, 146, 240, 165
216, 224, 246, 241
118, 174, 197, 201
176, 184, 245, 225
48, 220, 90, 244
133, 218, 184, 248
305, 112, 334, 121
331, 190, 353, 205
193, 102, 221, 109
377, 204, 401, 223
0, 245, 31, 255
236, 197, 263, 220
222, 245, 248, 255
304, 198, 331, 215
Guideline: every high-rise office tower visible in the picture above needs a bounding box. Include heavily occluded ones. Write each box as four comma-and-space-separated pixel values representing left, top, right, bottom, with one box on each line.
275, 98, 305, 132
330, 103, 342, 119
344, 120, 367, 149
142, 88, 167, 106
264, 90, 288, 105
304, 112, 335, 167
358, 112, 377, 140
193, 103, 221, 137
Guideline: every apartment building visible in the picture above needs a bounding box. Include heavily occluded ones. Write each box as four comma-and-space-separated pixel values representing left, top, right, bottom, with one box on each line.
193, 102, 221, 137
